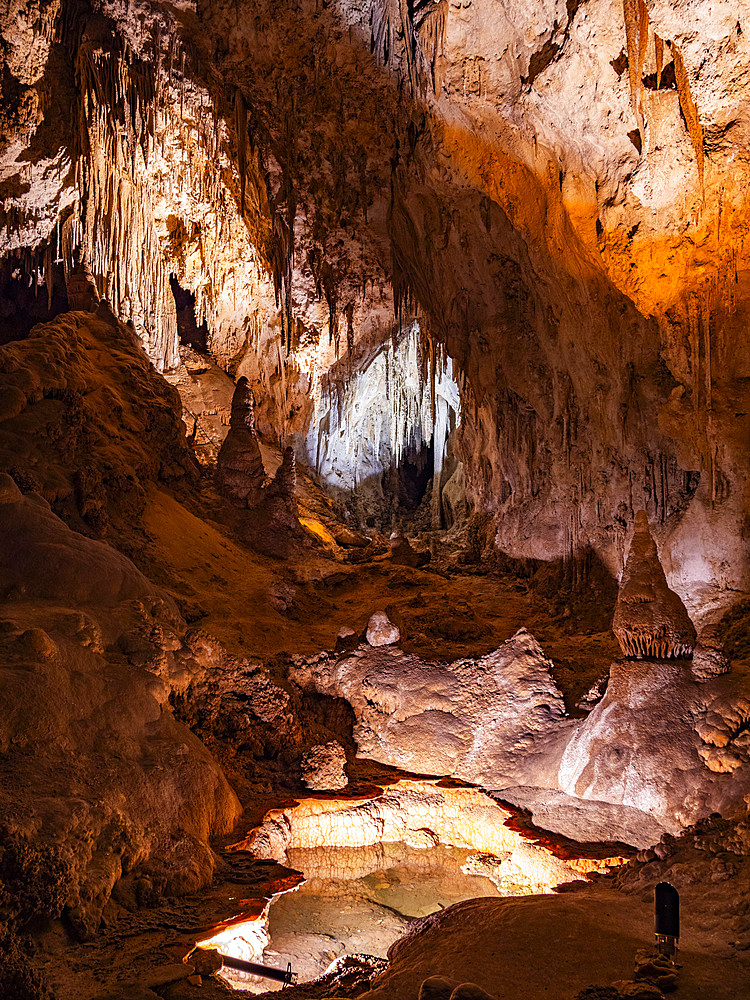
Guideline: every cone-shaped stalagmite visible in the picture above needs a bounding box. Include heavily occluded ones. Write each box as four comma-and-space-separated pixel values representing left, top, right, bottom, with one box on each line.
215, 377, 265, 506
613, 510, 697, 659
242, 446, 309, 558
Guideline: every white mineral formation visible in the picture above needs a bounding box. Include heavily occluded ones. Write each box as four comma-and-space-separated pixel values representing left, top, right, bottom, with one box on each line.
366, 611, 401, 646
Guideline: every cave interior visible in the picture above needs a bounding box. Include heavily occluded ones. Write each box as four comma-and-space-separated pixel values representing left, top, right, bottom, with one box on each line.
1, 0, 750, 999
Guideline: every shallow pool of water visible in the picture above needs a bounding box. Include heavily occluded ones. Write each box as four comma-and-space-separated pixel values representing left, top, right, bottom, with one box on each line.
260, 840, 502, 987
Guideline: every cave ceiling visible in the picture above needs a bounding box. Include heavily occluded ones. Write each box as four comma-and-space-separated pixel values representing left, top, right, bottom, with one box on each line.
1, 0, 748, 594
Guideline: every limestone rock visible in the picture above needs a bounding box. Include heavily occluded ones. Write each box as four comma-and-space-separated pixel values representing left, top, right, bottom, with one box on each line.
243, 447, 310, 559
0, 481, 242, 937
450, 985, 498, 1000
691, 643, 731, 682
390, 532, 431, 568
215, 377, 265, 507
0, 477, 165, 605
268, 580, 297, 613
419, 976, 458, 1000
291, 628, 567, 788
293, 623, 750, 844
558, 656, 750, 836
300, 740, 348, 790
0, 312, 196, 535
334, 526, 371, 547
366, 611, 401, 646
613, 512, 696, 659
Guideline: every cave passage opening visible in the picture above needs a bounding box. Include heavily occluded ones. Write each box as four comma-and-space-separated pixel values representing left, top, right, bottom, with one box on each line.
305, 323, 462, 530
170, 274, 208, 352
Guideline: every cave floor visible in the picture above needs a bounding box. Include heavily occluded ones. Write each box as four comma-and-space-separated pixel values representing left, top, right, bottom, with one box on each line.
137, 486, 619, 715
26, 478, 750, 1000
39, 854, 750, 1000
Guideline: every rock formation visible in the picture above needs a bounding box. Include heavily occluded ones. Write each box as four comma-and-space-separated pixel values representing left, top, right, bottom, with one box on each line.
240, 446, 310, 559
366, 610, 401, 646
390, 532, 431, 568
291, 628, 571, 790
0, 475, 242, 939
2, 2, 750, 997
613, 511, 697, 659
215, 376, 266, 507
300, 741, 348, 791
2, 0, 749, 591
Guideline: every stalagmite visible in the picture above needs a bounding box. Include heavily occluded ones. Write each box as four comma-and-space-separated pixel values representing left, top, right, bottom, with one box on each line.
215, 376, 266, 506
612, 511, 697, 659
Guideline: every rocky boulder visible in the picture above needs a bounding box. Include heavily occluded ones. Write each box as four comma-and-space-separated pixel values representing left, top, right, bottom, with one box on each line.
300, 741, 348, 791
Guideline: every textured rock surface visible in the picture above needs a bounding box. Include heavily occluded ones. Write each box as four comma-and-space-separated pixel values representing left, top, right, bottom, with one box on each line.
292, 628, 572, 786
390, 532, 431, 568
558, 657, 750, 836
613, 510, 697, 658
300, 740, 348, 790
214, 376, 265, 506
241, 445, 310, 559
366, 610, 401, 647
353, 887, 749, 1000
292, 629, 750, 845
1, 0, 748, 596
0, 481, 241, 939
0, 310, 195, 539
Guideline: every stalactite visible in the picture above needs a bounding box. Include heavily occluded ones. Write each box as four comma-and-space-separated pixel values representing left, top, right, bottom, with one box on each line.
654, 33, 664, 90
344, 300, 355, 364
623, 0, 648, 135
235, 88, 248, 213
671, 42, 705, 190
371, 0, 447, 96
72, 31, 177, 368
414, 0, 448, 95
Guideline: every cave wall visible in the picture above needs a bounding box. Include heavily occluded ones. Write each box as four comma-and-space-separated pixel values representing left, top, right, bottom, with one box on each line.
1, 0, 748, 596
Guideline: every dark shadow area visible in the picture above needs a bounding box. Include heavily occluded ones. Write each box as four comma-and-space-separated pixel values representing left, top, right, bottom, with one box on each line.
0, 247, 69, 344
170, 274, 208, 351
394, 438, 434, 510
643, 61, 676, 90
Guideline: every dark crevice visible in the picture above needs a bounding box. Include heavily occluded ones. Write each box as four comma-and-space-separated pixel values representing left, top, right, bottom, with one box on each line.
0, 244, 69, 345
392, 438, 435, 510
169, 275, 208, 351
643, 61, 676, 91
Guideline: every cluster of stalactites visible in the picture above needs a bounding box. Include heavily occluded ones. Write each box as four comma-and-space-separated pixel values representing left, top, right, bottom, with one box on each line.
66, 17, 274, 372
70, 31, 178, 368
613, 510, 697, 660
371, 0, 448, 97
311, 323, 459, 492
616, 631, 694, 660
